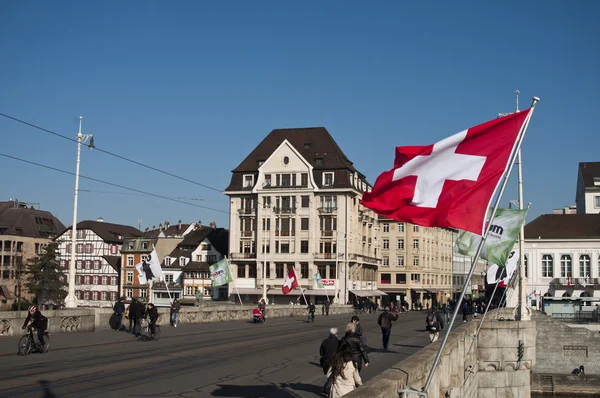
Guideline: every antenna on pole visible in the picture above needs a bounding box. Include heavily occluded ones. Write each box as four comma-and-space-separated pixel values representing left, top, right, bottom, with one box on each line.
515, 89, 520, 112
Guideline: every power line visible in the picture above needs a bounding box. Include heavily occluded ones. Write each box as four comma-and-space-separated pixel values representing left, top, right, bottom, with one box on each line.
0, 152, 229, 214
0, 112, 223, 193
79, 189, 206, 201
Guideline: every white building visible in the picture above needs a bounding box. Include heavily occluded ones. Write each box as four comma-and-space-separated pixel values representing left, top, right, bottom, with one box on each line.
521, 214, 600, 310
224, 127, 381, 305
576, 162, 600, 214
161, 225, 229, 304
56, 219, 144, 308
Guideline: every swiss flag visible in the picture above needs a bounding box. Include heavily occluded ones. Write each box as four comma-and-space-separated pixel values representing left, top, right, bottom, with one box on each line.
361, 110, 531, 236
282, 268, 299, 294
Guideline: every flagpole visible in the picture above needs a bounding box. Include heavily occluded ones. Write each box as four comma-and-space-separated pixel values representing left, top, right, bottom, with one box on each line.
418, 97, 540, 394
228, 256, 244, 307
296, 269, 309, 306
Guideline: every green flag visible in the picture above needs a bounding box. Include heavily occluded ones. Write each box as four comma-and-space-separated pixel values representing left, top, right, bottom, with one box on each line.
210, 258, 233, 287
314, 272, 325, 288
455, 207, 528, 267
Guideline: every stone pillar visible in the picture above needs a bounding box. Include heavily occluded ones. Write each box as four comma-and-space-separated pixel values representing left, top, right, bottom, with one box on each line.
477, 320, 536, 398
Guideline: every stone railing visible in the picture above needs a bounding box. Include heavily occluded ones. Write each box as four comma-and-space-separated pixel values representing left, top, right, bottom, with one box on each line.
346, 309, 536, 398
0, 304, 355, 337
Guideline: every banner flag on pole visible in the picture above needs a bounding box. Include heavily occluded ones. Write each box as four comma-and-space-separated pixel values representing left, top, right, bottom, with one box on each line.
361, 110, 531, 236
210, 258, 233, 287
135, 248, 163, 284
135, 262, 147, 285
455, 208, 527, 267
314, 272, 325, 288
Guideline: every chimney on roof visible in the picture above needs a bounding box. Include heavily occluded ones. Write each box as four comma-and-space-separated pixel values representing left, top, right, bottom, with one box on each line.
178, 219, 182, 230
165, 221, 170, 229
159, 223, 163, 231
145, 227, 149, 232
210, 221, 217, 229
97, 217, 104, 222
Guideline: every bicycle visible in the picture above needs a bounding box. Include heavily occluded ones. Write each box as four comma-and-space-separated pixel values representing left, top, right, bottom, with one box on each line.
307, 312, 315, 323
139, 319, 161, 341
18, 327, 50, 355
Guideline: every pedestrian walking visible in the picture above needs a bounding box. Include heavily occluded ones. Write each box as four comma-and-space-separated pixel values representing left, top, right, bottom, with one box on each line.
328, 343, 362, 398
377, 306, 399, 350
319, 327, 340, 374
340, 323, 369, 372
324, 299, 330, 316
130, 298, 145, 337
112, 296, 126, 331
170, 299, 181, 327
425, 307, 445, 343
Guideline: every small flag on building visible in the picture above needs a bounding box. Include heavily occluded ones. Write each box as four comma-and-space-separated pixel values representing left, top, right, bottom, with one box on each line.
210, 258, 233, 287
314, 272, 325, 288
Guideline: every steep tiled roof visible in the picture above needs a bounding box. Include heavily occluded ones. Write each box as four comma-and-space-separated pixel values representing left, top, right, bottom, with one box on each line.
144, 223, 192, 238
225, 127, 368, 192
103, 256, 122, 272
177, 227, 229, 257
182, 261, 211, 272
524, 214, 600, 240
0, 202, 65, 239
61, 220, 143, 243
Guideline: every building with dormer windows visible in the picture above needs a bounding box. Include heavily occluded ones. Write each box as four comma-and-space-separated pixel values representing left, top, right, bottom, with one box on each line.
224, 127, 382, 305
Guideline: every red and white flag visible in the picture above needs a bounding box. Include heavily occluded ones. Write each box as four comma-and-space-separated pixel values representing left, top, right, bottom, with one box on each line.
282, 268, 299, 294
361, 110, 531, 236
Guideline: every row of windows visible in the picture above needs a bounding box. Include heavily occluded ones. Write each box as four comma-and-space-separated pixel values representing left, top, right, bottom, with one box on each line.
0, 240, 24, 252
239, 240, 337, 255
381, 223, 409, 233
60, 259, 107, 270
64, 243, 119, 255
76, 275, 118, 285
76, 290, 118, 301
185, 286, 211, 296
538, 254, 600, 278
236, 263, 337, 280
380, 273, 450, 286
240, 216, 338, 233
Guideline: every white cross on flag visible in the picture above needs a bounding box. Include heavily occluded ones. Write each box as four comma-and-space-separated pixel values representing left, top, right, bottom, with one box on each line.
282, 268, 299, 294
362, 110, 531, 236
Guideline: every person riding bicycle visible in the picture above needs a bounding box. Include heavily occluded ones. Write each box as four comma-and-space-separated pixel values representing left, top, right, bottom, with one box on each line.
22, 305, 48, 348
146, 303, 159, 338
307, 302, 316, 321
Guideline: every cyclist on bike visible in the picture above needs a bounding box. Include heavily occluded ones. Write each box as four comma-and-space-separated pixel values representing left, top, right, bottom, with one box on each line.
22, 305, 48, 348
146, 303, 159, 338
307, 302, 316, 321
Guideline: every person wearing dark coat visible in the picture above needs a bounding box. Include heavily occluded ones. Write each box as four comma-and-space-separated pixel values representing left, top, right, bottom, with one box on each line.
113, 297, 126, 330
339, 323, 369, 372
319, 327, 340, 374
146, 303, 159, 337
377, 306, 399, 350
130, 298, 145, 337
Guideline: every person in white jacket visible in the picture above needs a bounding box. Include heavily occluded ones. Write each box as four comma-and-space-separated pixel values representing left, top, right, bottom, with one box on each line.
328, 343, 362, 397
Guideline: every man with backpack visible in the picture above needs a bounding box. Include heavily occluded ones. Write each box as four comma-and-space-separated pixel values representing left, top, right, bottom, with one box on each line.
426, 307, 445, 343
377, 306, 399, 350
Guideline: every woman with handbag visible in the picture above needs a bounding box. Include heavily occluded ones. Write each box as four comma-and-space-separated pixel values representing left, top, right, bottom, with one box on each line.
326, 343, 362, 397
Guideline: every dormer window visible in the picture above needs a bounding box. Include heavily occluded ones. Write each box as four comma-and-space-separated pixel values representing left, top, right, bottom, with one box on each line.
128, 241, 134, 250
315, 158, 324, 166
244, 175, 254, 188
323, 172, 334, 186
258, 160, 265, 166
304, 142, 311, 149
180, 257, 187, 266
264, 174, 271, 187
165, 258, 171, 266
142, 242, 148, 250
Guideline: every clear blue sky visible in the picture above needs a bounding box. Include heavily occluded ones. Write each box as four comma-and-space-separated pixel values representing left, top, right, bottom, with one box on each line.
1, 1, 598, 231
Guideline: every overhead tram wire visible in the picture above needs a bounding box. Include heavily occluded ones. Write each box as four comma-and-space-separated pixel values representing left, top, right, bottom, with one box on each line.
79, 189, 206, 202
0, 112, 222, 193
0, 152, 229, 215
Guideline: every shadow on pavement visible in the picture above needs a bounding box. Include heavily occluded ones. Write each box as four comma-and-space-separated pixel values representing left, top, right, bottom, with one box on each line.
39, 380, 58, 398
211, 382, 323, 397
393, 343, 426, 349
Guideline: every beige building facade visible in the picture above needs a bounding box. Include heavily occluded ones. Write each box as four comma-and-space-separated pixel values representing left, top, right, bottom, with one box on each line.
224, 127, 382, 305
377, 216, 454, 309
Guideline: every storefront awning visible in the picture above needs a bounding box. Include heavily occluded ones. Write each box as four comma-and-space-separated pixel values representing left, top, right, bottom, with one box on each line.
235, 288, 263, 295
303, 289, 336, 296
373, 289, 388, 296
350, 289, 386, 297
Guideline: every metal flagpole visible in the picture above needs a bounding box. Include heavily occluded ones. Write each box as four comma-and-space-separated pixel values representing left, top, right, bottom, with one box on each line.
415, 97, 540, 395
228, 256, 244, 307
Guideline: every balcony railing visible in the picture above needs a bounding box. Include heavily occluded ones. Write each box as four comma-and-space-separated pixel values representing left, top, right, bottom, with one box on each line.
321, 230, 334, 237
276, 230, 296, 237
241, 230, 253, 237
263, 182, 308, 189
152, 282, 182, 290
238, 208, 255, 215
318, 206, 337, 214
230, 252, 257, 260
273, 207, 296, 214
314, 253, 335, 260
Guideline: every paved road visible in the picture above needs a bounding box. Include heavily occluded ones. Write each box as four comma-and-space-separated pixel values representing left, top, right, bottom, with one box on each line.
0, 310, 435, 398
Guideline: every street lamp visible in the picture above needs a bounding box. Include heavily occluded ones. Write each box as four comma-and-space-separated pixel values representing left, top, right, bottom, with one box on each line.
65, 116, 94, 308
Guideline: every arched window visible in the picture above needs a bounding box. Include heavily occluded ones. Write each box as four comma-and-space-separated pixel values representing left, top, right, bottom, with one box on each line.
562, 292, 571, 297
542, 255, 553, 278
560, 255, 572, 278
579, 255, 591, 278
580, 291, 591, 297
